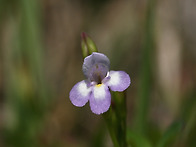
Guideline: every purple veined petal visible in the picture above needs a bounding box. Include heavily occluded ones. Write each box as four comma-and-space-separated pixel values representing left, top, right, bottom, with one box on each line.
82, 52, 110, 82
69, 80, 92, 107
89, 84, 111, 115
106, 70, 131, 92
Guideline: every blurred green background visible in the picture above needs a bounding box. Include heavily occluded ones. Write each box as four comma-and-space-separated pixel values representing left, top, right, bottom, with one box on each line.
0, 0, 196, 147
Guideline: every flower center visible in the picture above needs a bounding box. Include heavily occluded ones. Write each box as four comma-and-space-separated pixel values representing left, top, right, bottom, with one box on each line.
95, 83, 102, 88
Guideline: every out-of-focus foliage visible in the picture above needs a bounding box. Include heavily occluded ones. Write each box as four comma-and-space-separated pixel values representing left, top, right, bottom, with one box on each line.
0, 0, 196, 147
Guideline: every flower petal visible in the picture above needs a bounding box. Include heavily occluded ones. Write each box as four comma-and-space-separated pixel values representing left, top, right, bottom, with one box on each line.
107, 71, 131, 92
69, 80, 91, 107
89, 84, 111, 114
82, 52, 110, 81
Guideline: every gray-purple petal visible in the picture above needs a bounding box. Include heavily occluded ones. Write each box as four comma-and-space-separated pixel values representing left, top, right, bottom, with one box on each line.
69, 80, 91, 107
82, 52, 110, 82
89, 84, 111, 114
107, 71, 131, 92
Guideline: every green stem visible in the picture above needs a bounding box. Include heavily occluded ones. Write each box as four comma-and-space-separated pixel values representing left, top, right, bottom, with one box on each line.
103, 91, 127, 147
103, 109, 120, 147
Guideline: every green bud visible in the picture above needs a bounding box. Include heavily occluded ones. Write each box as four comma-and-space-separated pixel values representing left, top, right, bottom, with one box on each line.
81, 32, 98, 58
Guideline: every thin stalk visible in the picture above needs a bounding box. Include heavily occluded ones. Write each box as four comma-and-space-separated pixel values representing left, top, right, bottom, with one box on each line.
103, 91, 127, 147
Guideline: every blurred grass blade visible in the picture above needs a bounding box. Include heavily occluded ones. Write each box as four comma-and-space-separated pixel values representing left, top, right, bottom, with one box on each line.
2, 0, 50, 146
178, 89, 196, 146
134, 0, 156, 135
157, 121, 182, 147
127, 128, 152, 147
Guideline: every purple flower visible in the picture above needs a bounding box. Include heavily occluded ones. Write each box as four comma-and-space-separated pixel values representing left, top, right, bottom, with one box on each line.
69, 52, 131, 115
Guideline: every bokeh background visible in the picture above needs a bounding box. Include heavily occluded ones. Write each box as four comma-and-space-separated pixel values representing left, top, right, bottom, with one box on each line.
0, 0, 196, 147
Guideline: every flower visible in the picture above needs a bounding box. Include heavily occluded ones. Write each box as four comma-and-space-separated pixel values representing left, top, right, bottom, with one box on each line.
69, 52, 131, 115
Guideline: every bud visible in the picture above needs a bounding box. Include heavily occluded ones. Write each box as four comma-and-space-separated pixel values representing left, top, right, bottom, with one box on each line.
81, 32, 98, 58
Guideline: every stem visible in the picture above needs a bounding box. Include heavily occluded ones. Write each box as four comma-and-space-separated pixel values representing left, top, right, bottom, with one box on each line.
103, 109, 120, 147
103, 91, 127, 147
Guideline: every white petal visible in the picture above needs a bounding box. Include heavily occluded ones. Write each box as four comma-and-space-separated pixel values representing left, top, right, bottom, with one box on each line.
93, 84, 107, 100
69, 80, 91, 107
107, 71, 131, 92
89, 84, 111, 114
